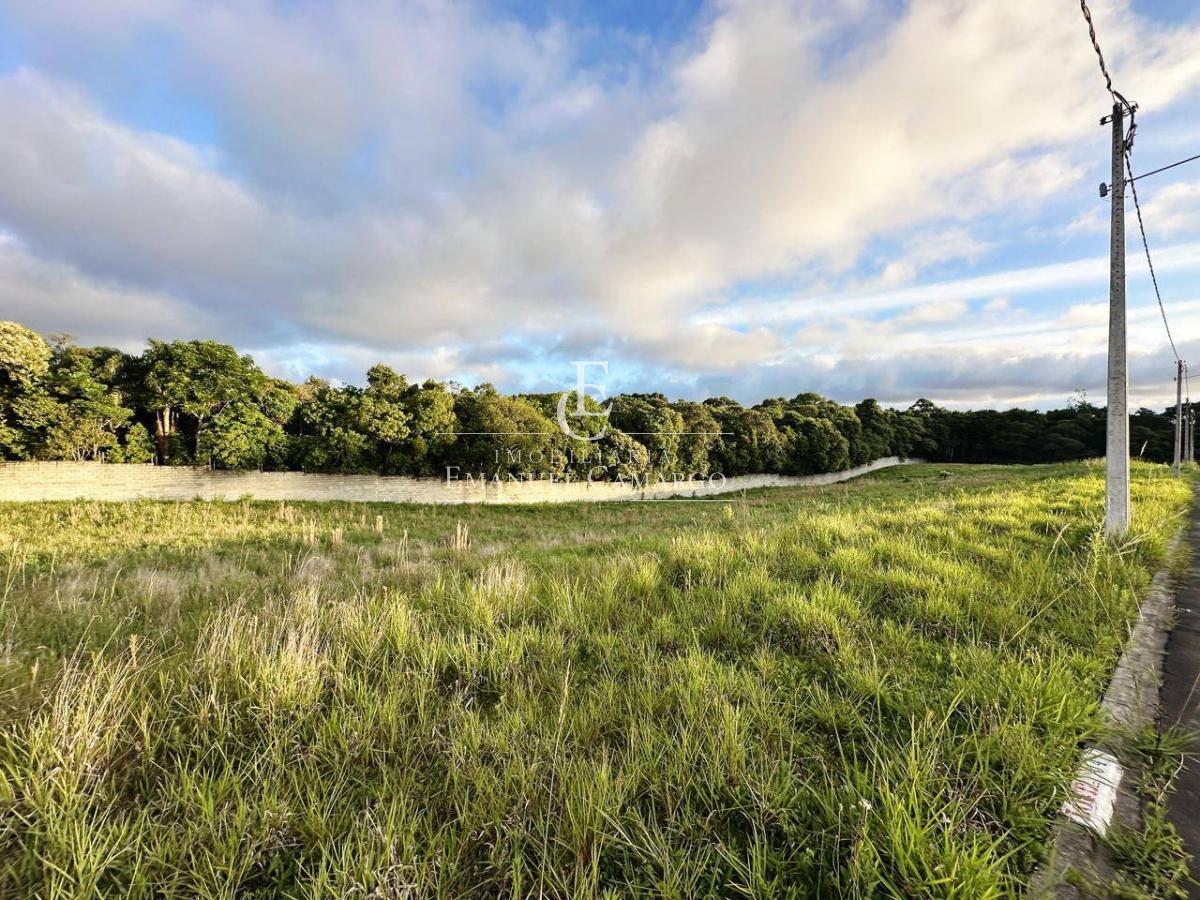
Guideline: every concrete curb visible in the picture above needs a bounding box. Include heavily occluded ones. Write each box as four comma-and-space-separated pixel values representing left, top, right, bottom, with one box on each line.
1030, 528, 1186, 897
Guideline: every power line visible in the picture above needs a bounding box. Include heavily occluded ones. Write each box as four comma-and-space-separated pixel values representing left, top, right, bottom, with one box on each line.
1126, 152, 1200, 185
1078, 0, 1133, 113
1080, 1, 1182, 373
1078, 0, 1115, 96
1125, 154, 1180, 362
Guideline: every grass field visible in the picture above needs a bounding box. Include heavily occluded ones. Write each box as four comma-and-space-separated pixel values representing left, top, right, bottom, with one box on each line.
0, 462, 1193, 898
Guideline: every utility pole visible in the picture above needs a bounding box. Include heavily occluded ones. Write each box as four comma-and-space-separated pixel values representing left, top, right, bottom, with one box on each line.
1184, 399, 1190, 464
1189, 403, 1195, 464
1174, 360, 1183, 475
1183, 401, 1189, 464
1105, 101, 1129, 537
1186, 382, 1192, 465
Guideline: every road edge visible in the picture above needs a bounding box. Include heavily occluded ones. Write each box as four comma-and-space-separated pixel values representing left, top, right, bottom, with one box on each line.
1030, 523, 1187, 897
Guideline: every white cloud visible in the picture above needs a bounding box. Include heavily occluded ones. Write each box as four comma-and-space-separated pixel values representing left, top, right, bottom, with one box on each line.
895, 299, 968, 326
876, 227, 992, 286
702, 241, 1200, 326
0, 0, 1198, 404
0, 233, 209, 348
631, 324, 785, 370
243, 340, 497, 389
1057, 302, 1108, 328
1065, 207, 1106, 236
1142, 179, 1200, 238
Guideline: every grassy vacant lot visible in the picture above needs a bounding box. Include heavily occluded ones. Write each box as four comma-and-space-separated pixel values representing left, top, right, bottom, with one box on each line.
0, 462, 1192, 898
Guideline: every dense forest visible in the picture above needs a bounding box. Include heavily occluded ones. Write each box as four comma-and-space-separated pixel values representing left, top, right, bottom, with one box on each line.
0, 321, 1183, 479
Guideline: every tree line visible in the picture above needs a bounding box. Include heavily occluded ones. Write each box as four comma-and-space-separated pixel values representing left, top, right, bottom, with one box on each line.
0, 321, 1181, 479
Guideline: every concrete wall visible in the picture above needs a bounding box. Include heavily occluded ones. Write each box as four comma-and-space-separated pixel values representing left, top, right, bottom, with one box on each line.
0, 457, 915, 505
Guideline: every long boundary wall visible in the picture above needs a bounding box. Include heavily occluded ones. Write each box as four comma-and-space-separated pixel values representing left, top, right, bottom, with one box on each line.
0, 457, 917, 505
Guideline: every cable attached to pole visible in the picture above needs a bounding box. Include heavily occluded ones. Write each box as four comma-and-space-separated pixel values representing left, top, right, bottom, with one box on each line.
1079, 0, 1134, 115
1125, 155, 1179, 362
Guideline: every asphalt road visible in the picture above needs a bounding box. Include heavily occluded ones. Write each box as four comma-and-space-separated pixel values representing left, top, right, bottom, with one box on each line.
1161, 498, 1200, 898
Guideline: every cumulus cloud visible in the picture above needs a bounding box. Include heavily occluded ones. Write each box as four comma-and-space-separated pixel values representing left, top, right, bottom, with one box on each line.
877, 228, 992, 287
706, 241, 1200, 326
1057, 303, 1109, 328
1143, 179, 1200, 238
631, 324, 785, 370
697, 326, 1197, 411
0, 0, 1198, 407
0, 233, 210, 348
895, 299, 969, 326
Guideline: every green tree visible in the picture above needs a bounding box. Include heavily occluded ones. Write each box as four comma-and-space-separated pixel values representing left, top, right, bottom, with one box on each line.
0, 321, 51, 387
854, 399, 895, 461
451, 387, 566, 478
288, 379, 370, 473
891, 409, 934, 458
260, 378, 299, 427
357, 364, 412, 473
2, 320, 1189, 475
0, 323, 61, 459
141, 340, 265, 464
521, 389, 616, 479
40, 340, 133, 460
596, 428, 651, 482
201, 400, 285, 469
907, 399, 952, 460
776, 412, 850, 474
610, 396, 685, 474
119, 423, 156, 463
709, 405, 784, 475
791, 396, 867, 465
397, 380, 457, 475
671, 401, 721, 476
140, 341, 190, 462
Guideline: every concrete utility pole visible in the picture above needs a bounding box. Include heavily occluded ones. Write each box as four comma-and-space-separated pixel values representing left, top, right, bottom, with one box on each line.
1176, 405, 1185, 468
1183, 402, 1189, 464
1182, 400, 1188, 463
1174, 360, 1183, 475
1183, 406, 1188, 463
1189, 404, 1195, 464
1105, 101, 1129, 537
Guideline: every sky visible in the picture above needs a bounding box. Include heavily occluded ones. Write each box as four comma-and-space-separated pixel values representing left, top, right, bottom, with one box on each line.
1, 0, 1199, 411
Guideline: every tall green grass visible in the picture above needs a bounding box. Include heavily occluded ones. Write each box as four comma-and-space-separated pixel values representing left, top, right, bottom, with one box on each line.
0, 462, 1192, 897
